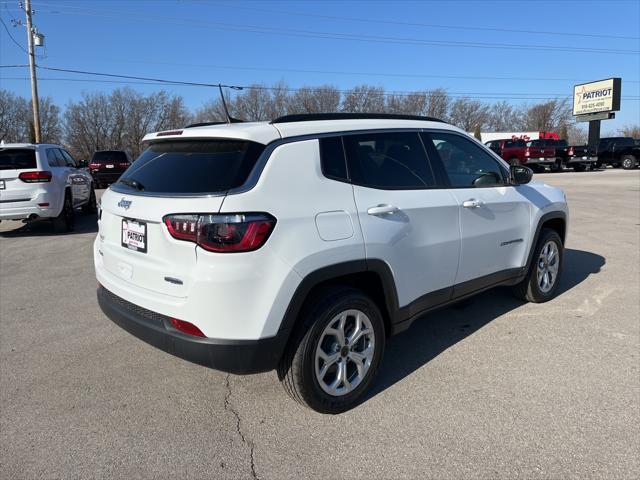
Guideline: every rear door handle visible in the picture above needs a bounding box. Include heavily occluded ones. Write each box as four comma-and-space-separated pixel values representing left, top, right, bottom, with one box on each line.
462, 199, 484, 208
367, 204, 399, 216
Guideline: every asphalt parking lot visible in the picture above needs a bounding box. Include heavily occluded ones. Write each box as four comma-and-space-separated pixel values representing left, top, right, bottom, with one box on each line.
1, 169, 638, 479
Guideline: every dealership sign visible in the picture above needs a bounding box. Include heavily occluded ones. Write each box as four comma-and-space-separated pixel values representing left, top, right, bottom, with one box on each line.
573, 78, 621, 116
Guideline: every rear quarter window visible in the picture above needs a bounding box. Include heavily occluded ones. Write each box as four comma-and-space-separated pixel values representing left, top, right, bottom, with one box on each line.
116, 140, 265, 195
0, 149, 37, 170
319, 136, 348, 182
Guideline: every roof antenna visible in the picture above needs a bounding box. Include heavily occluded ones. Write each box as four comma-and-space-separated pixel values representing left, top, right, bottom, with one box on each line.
218, 84, 244, 123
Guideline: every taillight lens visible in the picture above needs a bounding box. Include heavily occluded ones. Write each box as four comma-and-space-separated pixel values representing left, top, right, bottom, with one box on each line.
568, 147, 574, 155
170, 317, 205, 337
118, 162, 130, 168
18, 171, 52, 183
164, 213, 276, 253
524, 148, 530, 157
89, 163, 101, 169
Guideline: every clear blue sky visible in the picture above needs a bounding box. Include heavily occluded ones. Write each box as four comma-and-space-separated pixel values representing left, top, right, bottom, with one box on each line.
1, 0, 639, 133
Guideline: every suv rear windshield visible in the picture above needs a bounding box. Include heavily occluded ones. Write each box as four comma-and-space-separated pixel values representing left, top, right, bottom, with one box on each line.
92, 151, 129, 163
115, 140, 265, 195
0, 148, 37, 170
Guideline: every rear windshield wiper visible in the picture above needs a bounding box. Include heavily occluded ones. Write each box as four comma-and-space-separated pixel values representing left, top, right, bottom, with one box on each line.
119, 178, 145, 191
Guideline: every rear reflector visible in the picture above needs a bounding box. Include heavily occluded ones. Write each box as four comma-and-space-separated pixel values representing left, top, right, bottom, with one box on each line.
37, 203, 49, 207
19, 171, 52, 183
164, 212, 276, 253
170, 318, 206, 337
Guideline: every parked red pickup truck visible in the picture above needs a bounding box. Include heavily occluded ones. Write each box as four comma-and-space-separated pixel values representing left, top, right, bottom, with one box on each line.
485, 138, 558, 171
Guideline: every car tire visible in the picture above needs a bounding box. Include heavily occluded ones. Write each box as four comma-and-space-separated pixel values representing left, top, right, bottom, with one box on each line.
278, 286, 385, 414
573, 164, 587, 172
52, 190, 75, 233
513, 228, 563, 303
82, 185, 98, 214
621, 155, 637, 170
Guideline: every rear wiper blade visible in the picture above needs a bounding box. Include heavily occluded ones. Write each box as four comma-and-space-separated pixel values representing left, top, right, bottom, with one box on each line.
119, 178, 145, 191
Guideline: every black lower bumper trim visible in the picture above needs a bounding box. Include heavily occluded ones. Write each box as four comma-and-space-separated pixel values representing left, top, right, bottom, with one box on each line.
97, 286, 289, 375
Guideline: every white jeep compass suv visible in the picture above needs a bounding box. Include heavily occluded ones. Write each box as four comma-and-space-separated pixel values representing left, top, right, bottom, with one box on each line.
0, 143, 97, 231
94, 114, 568, 413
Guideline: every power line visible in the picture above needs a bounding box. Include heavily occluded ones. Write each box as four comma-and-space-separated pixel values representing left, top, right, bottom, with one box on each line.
210, 1, 640, 41
4, 65, 637, 101
0, 16, 28, 55
59, 56, 640, 85
15, 2, 640, 55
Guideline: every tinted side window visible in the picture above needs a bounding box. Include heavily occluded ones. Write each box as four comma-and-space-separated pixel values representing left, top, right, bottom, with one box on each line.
46, 149, 62, 167
424, 132, 505, 188
319, 136, 348, 182
343, 132, 434, 189
60, 149, 76, 167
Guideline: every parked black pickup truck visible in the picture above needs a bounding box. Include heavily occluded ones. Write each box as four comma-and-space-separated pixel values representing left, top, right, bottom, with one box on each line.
595, 137, 640, 170
525, 139, 596, 172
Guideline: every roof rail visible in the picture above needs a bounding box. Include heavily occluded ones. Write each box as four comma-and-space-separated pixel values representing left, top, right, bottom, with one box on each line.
270, 113, 446, 124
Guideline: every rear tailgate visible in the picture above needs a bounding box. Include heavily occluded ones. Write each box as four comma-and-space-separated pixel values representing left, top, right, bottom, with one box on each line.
98, 190, 224, 297
528, 145, 556, 159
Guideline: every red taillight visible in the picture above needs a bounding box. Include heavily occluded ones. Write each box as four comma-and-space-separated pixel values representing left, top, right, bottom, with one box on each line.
164, 213, 276, 253
567, 147, 574, 155
118, 162, 130, 168
89, 163, 101, 169
164, 214, 199, 241
170, 318, 205, 337
524, 148, 530, 157
18, 171, 52, 183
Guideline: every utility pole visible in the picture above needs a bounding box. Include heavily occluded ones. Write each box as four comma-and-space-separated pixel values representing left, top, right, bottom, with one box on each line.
24, 0, 41, 143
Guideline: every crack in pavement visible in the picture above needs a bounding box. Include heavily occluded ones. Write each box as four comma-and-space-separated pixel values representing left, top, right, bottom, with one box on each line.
224, 374, 260, 480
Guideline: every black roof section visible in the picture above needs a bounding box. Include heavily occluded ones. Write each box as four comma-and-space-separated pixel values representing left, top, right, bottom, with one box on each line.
271, 113, 446, 124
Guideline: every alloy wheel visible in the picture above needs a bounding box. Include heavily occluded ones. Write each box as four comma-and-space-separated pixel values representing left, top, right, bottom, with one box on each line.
314, 309, 375, 397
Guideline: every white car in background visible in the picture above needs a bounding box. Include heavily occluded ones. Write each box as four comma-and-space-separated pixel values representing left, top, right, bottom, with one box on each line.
94, 113, 569, 413
0, 143, 97, 231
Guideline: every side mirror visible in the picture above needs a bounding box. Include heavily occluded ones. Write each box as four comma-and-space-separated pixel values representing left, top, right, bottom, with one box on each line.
77, 160, 88, 168
510, 165, 533, 185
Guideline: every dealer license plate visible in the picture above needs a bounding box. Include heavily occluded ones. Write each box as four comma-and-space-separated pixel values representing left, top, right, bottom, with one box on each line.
121, 219, 147, 253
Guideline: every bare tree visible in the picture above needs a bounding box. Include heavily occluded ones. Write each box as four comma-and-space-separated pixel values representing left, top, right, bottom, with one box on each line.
64, 88, 191, 159
64, 91, 114, 160
618, 125, 640, 138
287, 85, 341, 114
448, 97, 489, 132
486, 101, 522, 131
0, 90, 29, 142
385, 92, 427, 115
521, 99, 572, 131
341, 85, 386, 113
424, 88, 449, 119
35, 97, 63, 144
232, 84, 283, 121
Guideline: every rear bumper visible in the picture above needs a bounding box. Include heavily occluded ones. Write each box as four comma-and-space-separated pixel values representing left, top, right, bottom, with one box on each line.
97, 285, 289, 374
0, 202, 57, 220
524, 157, 559, 165
92, 172, 124, 183
566, 156, 597, 164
